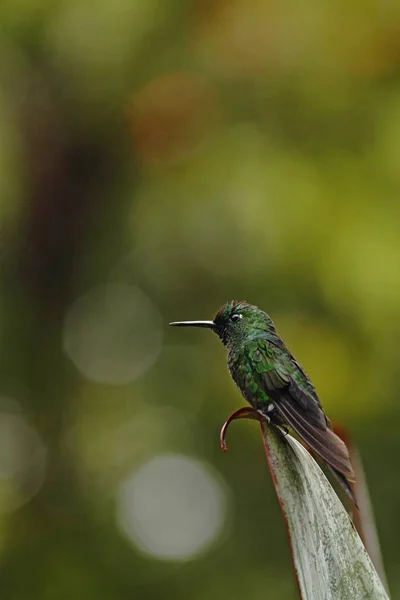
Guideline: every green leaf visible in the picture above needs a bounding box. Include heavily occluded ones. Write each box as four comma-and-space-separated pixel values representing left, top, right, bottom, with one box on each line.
261, 420, 390, 600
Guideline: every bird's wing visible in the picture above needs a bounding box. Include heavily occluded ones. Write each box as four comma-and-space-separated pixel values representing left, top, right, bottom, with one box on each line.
249, 341, 355, 481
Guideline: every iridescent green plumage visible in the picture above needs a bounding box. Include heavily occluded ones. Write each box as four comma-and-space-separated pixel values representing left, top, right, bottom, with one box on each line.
170, 300, 356, 505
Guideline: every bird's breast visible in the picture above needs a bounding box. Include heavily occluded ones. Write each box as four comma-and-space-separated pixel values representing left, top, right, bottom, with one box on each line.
227, 348, 254, 402
227, 349, 242, 388
227, 345, 271, 411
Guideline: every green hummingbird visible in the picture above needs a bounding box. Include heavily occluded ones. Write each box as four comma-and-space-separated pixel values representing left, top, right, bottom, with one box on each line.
170, 300, 356, 505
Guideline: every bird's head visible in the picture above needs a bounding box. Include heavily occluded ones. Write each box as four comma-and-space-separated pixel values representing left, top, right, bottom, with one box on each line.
170, 300, 276, 346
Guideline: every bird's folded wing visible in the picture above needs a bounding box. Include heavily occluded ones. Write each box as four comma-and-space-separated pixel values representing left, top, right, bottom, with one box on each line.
250, 343, 325, 429
249, 342, 354, 480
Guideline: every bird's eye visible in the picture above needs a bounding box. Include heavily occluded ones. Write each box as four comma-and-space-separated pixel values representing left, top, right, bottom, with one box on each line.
230, 313, 242, 322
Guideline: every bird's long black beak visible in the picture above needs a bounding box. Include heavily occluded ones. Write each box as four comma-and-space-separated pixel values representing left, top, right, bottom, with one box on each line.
169, 320, 215, 329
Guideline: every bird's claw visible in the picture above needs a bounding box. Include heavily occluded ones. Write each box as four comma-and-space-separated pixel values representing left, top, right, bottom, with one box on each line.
256, 409, 270, 423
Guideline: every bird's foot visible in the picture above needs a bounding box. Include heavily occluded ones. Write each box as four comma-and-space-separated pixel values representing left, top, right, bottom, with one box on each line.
257, 409, 270, 423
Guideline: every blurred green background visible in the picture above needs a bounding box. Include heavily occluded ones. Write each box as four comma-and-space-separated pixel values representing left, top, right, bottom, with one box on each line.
0, 0, 399, 598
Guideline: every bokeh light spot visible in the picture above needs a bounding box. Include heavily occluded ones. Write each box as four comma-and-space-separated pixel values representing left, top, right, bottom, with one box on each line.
63, 283, 162, 384
129, 72, 217, 165
116, 453, 229, 561
0, 404, 47, 513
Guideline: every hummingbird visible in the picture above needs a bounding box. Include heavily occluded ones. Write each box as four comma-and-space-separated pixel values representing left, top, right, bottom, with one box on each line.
170, 300, 356, 505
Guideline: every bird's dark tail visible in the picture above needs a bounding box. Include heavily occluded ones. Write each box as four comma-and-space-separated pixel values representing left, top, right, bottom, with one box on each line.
272, 395, 357, 505
327, 464, 358, 507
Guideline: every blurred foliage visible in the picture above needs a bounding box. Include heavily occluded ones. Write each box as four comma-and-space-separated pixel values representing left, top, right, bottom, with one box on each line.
0, 1, 399, 598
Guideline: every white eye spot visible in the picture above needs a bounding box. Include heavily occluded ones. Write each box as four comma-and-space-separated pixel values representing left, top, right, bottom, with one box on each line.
230, 313, 242, 322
